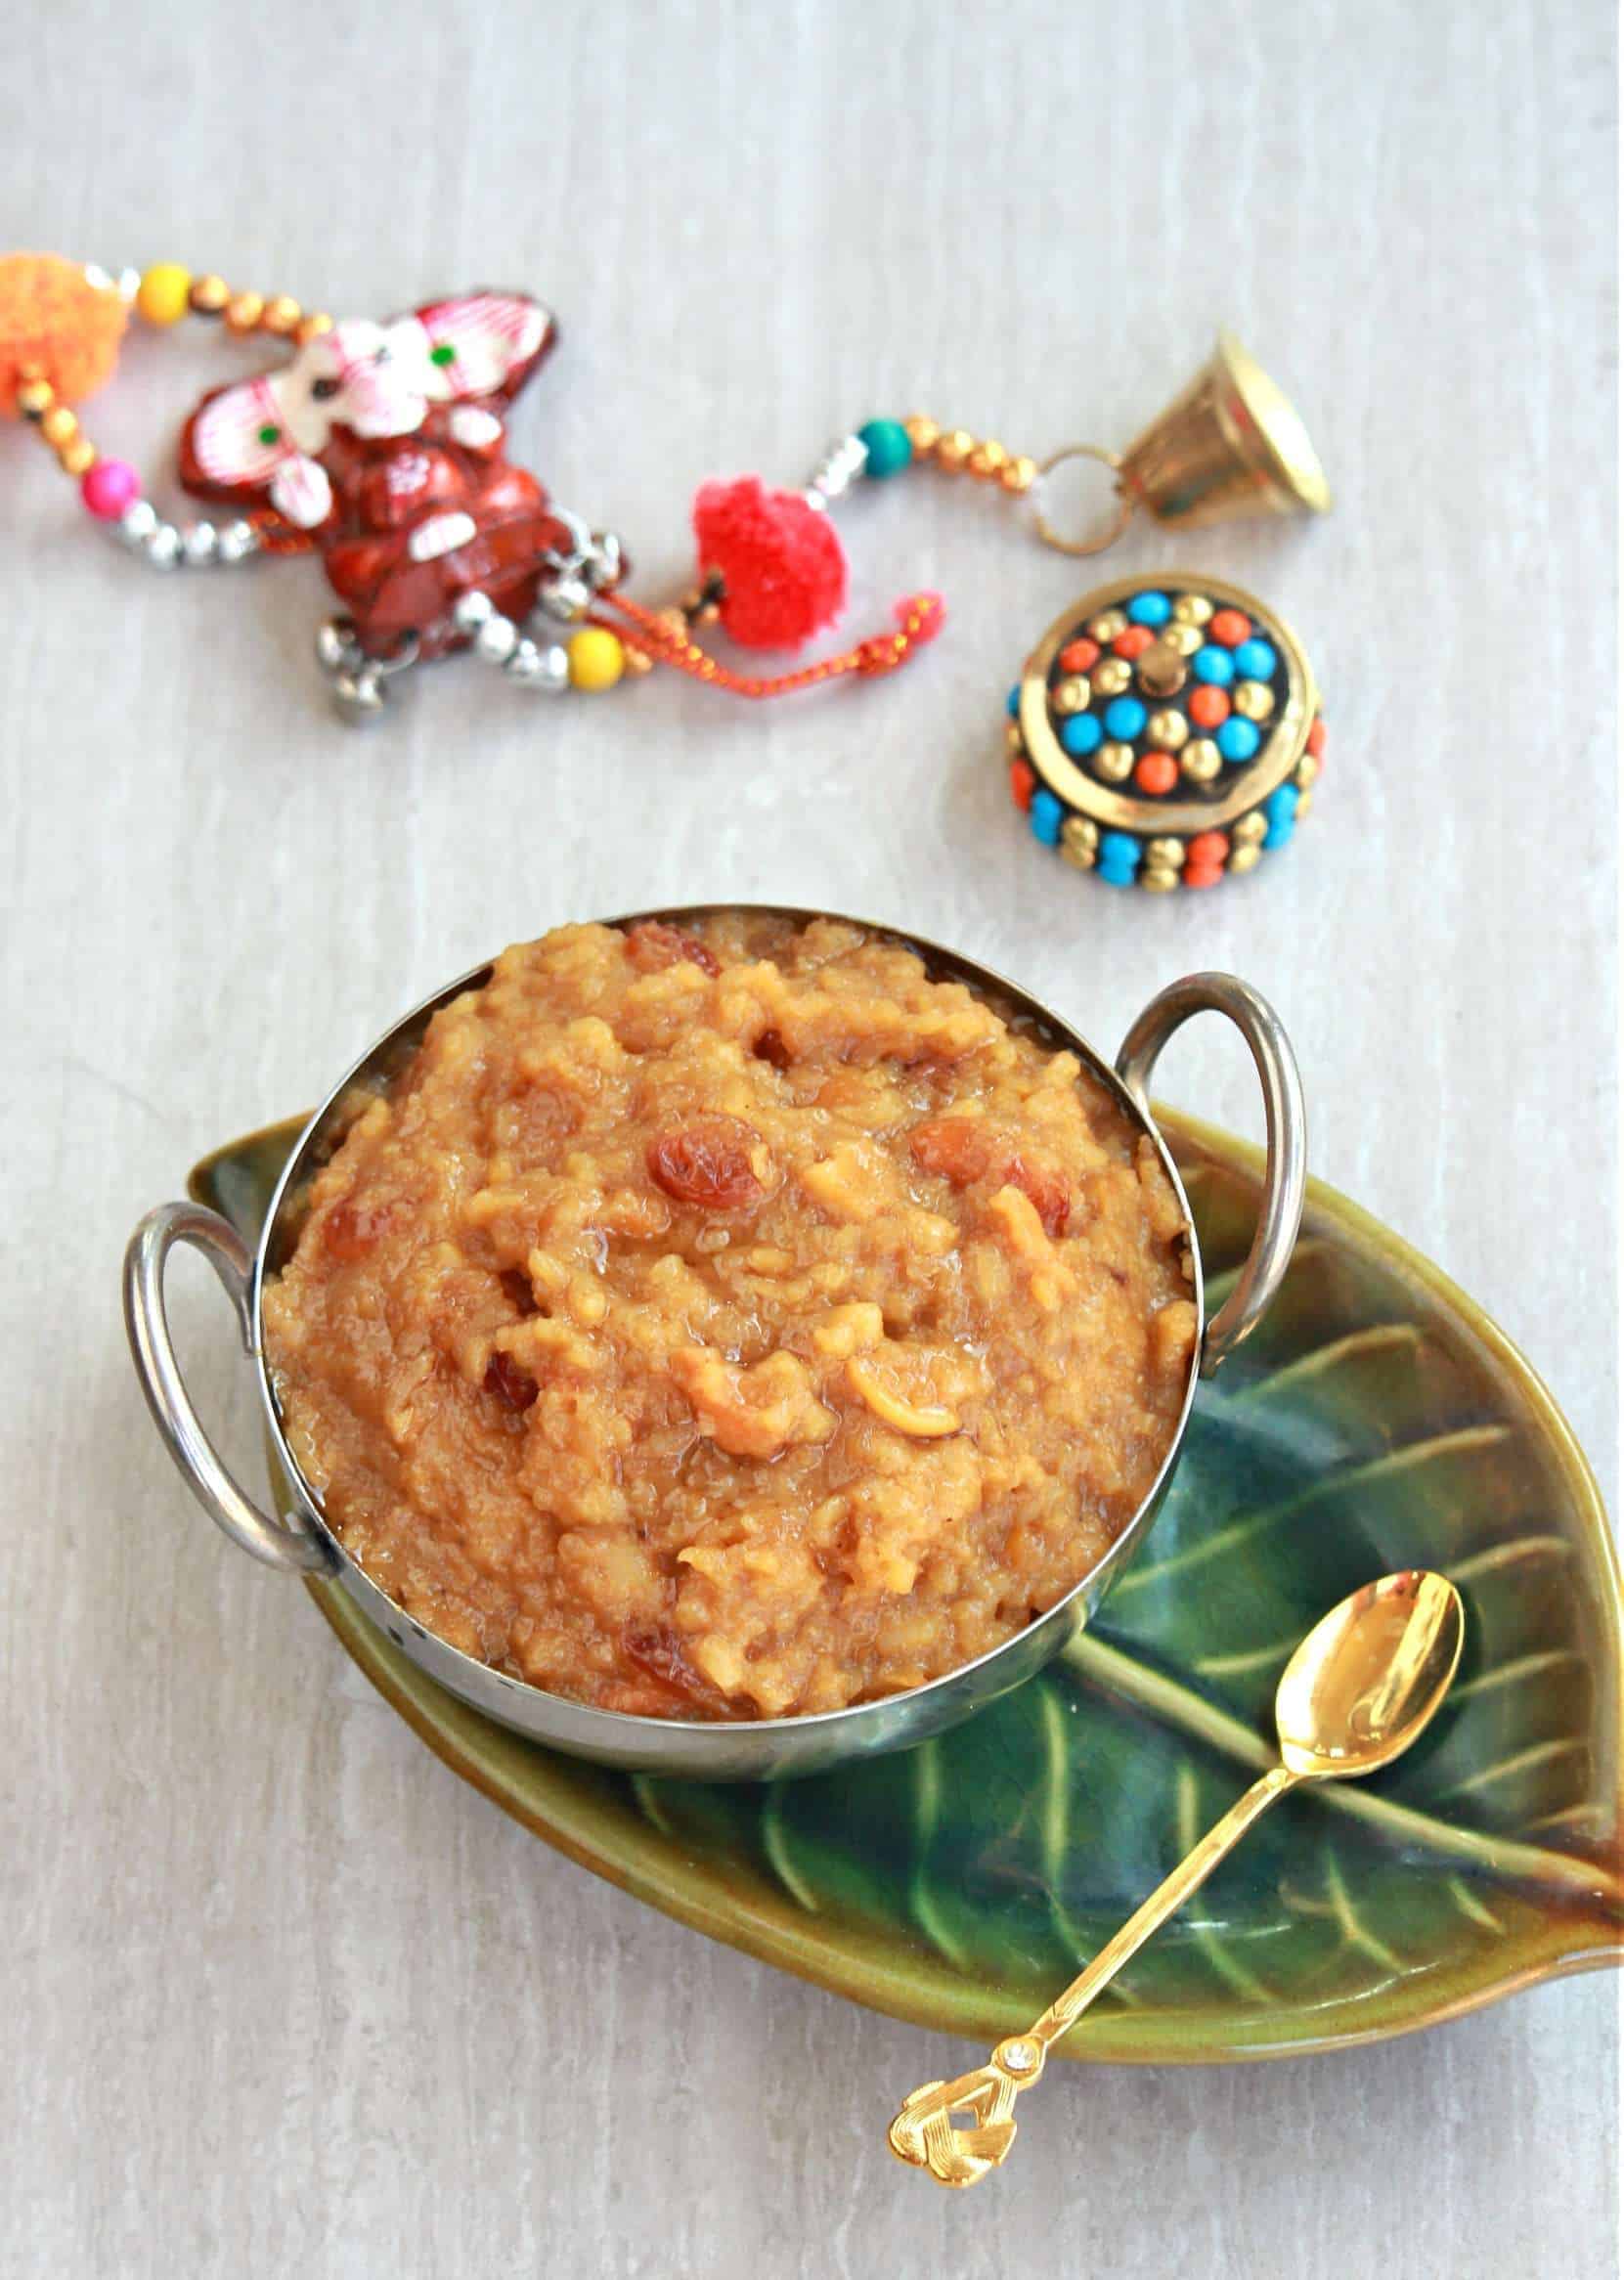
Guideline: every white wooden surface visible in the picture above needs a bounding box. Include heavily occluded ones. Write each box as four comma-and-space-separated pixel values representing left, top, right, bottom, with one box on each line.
3, 3, 1617, 2273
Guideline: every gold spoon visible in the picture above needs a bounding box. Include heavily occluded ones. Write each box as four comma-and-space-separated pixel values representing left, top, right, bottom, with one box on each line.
888, 1569, 1466, 2189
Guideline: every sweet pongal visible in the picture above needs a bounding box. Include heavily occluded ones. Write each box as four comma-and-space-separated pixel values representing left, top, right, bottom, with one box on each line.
263, 915, 1197, 1719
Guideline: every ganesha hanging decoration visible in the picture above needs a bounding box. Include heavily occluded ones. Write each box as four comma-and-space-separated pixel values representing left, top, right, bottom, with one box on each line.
0, 253, 944, 723
4, 253, 1334, 899
180, 289, 592, 708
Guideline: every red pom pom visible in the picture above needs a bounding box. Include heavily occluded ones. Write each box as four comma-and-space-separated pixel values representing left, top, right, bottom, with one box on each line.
692, 475, 847, 650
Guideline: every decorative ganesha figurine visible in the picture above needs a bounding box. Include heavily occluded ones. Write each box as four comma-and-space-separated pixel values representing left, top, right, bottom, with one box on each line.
177, 290, 594, 671
0, 252, 942, 723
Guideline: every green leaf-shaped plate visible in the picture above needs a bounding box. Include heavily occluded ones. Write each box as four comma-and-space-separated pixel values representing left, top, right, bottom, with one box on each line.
193, 1111, 1622, 2062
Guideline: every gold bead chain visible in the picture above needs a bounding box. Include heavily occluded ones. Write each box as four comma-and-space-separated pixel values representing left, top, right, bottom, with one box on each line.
902, 414, 1036, 496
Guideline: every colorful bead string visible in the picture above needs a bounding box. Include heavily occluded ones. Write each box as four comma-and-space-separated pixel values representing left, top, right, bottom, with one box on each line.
800, 415, 1037, 511
12, 260, 334, 560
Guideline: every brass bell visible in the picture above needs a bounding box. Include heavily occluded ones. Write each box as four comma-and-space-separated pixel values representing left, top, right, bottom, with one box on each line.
1032, 334, 1333, 557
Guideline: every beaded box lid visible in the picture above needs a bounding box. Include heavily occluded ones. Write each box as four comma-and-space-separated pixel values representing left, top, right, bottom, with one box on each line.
1006, 573, 1324, 890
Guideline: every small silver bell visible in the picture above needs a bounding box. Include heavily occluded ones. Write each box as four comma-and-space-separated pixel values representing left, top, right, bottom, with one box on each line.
536, 570, 592, 624
315, 617, 361, 675
331, 667, 387, 725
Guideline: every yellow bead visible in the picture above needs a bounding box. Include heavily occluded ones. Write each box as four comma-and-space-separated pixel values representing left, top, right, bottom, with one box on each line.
1295, 789, 1314, 819
1140, 865, 1181, 894
225, 290, 266, 334
1060, 815, 1099, 868
567, 627, 625, 691
1232, 678, 1275, 722
1091, 656, 1132, 697
263, 295, 303, 336
59, 436, 96, 476
1095, 741, 1135, 783
968, 440, 1009, 477
138, 264, 194, 326
1145, 707, 1189, 751
1232, 811, 1268, 846
1295, 752, 1322, 789
1181, 738, 1221, 784
1146, 837, 1185, 867
16, 377, 56, 419
40, 406, 78, 446
1051, 676, 1091, 716
1087, 609, 1128, 642
1172, 593, 1213, 626
1162, 621, 1203, 656
295, 312, 334, 345
1227, 842, 1263, 873
904, 414, 941, 454
1001, 456, 1036, 494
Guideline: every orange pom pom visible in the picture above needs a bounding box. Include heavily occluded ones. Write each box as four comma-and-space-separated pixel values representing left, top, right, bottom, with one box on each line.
0, 253, 127, 417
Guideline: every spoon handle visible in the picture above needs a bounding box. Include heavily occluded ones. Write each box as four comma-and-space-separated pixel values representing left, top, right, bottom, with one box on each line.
1031, 1761, 1297, 2041
889, 1762, 1300, 2188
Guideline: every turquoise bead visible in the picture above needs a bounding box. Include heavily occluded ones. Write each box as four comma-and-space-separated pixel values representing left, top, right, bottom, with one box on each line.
1263, 783, 1297, 849
1060, 713, 1103, 756
1030, 789, 1063, 846
1192, 645, 1235, 686
1098, 831, 1141, 870
1007, 684, 1022, 717
1216, 717, 1260, 763
1104, 695, 1147, 740
1233, 637, 1277, 680
857, 419, 913, 478
1127, 591, 1171, 627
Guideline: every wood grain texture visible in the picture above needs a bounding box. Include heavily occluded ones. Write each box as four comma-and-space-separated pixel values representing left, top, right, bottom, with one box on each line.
1, 0, 1615, 2273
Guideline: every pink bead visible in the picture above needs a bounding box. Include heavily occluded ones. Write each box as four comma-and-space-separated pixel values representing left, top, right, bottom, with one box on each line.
81, 459, 141, 520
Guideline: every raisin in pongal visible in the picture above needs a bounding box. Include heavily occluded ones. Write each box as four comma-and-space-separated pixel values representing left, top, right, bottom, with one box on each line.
263, 915, 1196, 1719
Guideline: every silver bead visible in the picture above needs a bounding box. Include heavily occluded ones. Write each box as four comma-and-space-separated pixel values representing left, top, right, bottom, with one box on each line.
180, 521, 219, 567
474, 613, 518, 664
117, 500, 158, 548
807, 432, 867, 504
84, 263, 141, 301
145, 523, 182, 570
216, 519, 258, 565
316, 617, 359, 674
453, 589, 494, 634
506, 639, 569, 692
331, 668, 387, 725
585, 529, 623, 591
536, 570, 591, 623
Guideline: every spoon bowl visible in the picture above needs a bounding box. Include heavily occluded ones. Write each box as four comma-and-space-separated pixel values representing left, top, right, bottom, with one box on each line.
1274, 1569, 1465, 1780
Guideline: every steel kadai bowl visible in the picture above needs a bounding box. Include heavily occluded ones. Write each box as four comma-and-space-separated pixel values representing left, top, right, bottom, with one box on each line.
124, 907, 1306, 1781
